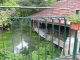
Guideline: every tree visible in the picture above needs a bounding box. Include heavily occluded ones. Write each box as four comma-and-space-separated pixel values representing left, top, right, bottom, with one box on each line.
0, 0, 18, 6
15, 0, 52, 6
15, 0, 58, 16
0, 0, 14, 4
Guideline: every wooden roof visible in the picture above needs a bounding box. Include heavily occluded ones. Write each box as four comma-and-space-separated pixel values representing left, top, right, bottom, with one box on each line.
32, 0, 80, 17
32, 0, 80, 25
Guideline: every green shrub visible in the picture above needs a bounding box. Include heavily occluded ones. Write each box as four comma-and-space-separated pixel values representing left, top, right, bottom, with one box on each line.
0, 50, 27, 60
0, 9, 12, 27
68, 13, 80, 23
0, 0, 19, 28
0, 0, 18, 6
27, 42, 59, 60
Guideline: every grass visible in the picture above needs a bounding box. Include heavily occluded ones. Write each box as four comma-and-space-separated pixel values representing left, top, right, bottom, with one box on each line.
0, 31, 11, 49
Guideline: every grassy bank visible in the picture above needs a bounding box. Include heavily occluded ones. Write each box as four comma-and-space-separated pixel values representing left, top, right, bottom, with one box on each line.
0, 31, 11, 49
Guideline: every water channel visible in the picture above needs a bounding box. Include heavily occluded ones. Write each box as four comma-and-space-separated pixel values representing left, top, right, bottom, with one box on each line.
0, 28, 37, 54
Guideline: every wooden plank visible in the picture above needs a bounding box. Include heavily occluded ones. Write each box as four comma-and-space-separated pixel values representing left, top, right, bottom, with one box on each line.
34, 27, 64, 48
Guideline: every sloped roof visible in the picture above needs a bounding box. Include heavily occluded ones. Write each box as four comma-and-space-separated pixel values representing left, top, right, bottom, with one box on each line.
32, 0, 80, 17
32, 0, 80, 25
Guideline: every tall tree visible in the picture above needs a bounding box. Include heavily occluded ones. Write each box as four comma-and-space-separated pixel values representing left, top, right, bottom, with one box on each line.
15, 0, 58, 16
15, 0, 57, 6
0, 0, 18, 6
0, 0, 12, 3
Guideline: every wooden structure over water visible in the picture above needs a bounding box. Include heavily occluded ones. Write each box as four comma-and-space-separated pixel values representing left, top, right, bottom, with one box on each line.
31, 0, 80, 59
34, 27, 64, 48
34, 27, 80, 60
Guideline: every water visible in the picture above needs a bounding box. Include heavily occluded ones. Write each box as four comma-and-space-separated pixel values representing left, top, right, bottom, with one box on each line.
6, 29, 36, 54
14, 38, 29, 54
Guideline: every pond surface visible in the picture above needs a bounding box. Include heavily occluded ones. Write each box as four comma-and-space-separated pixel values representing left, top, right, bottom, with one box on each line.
0, 29, 37, 54
9, 29, 37, 53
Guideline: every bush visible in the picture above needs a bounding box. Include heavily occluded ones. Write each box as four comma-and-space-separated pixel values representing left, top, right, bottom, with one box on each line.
0, 0, 19, 28
26, 42, 59, 60
0, 9, 12, 27
0, 50, 27, 60
68, 13, 80, 24
0, 8, 20, 29
0, 0, 18, 6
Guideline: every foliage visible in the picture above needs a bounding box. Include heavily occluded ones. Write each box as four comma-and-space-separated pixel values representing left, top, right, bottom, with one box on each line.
0, 31, 11, 48
16, 0, 53, 7
68, 13, 80, 24
15, 0, 58, 16
0, 0, 18, 6
50, 0, 60, 4
0, 50, 27, 60
0, 0, 19, 27
26, 41, 59, 60
0, 9, 12, 27
22, 20, 31, 32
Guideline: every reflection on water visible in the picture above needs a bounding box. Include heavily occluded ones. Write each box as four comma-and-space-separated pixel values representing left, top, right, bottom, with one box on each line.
0, 28, 36, 55
6, 29, 36, 54
14, 38, 29, 54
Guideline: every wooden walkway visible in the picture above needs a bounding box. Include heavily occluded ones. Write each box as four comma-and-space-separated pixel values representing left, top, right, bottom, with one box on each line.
34, 27, 64, 48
